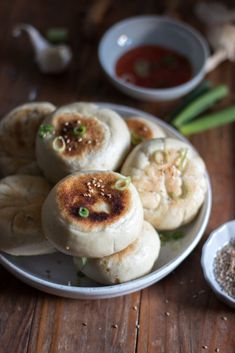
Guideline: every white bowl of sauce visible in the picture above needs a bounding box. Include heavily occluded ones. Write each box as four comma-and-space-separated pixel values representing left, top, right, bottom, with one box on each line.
98, 16, 209, 101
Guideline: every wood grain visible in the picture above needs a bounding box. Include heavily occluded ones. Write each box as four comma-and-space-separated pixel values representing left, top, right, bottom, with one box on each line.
0, 0, 235, 353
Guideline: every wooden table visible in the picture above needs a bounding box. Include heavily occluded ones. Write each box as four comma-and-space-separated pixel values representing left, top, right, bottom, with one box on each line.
1, 1, 235, 352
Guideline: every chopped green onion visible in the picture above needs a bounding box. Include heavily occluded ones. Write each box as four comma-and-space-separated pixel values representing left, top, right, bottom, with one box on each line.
113, 176, 131, 191
133, 59, 150, 78
46, 28, 69, 43
162, 55, 175, 65
73, 125, 87, 137
172, 85, 229, 128
38, 124, 54, 139
180, 105, 235, 135
131, 132, 144, 146
81, 257, 87, 267
78, 207, 89, 218
52, 136, 66, 152
159, 230, 185, 242
178, 148, 188, 172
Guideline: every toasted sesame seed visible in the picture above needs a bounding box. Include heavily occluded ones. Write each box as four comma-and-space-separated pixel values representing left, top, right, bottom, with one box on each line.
88, 140, 92, 144
165, 312, 170, 316
202, 346, 208, 349
136, 324, 140, 329
132, 306, 138, 311
66, 246, 70, 250
215, 349, 220, 352
221, 316, 227, 321
112, 324, 118, 328
68, 147, 72, 152
78, 138, 83, 142
87, 181, 91, 186
67, 139, 71, 143
65, 122, 69, 126
107, 194, 112, 198
98, 179, 103, 182
165, 299, 169, 303
100, 192, 105, 196
82, 322, 87, 326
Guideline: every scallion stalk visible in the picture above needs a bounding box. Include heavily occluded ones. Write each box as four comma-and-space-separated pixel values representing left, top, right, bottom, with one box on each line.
172, 85, 228, 128
170, 80, 212, 120
179, 105, 235, 135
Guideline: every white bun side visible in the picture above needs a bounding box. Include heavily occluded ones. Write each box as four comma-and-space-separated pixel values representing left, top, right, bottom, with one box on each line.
0, 175, 55, 256
42, 171, 143, 257
74, 221, 160, 284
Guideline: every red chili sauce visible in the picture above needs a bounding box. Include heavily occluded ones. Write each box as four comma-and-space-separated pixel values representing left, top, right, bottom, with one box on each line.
115, 45, 192, 89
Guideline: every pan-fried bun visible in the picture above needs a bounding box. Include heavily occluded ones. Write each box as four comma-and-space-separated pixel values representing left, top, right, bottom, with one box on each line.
42, 171, 143, 257
0, 175, 55, 256
126, 116, 165, 146
0, 102, 55, 176
122, 138, 207, 230
36, 103, 131, 183
73, 221, 160, 284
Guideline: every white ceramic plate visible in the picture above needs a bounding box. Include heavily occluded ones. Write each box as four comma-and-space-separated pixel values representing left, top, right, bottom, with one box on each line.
0, 103, 212, 299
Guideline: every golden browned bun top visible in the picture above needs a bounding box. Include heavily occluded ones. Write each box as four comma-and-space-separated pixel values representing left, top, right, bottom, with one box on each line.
56, 172, 132, 230
54, 113, 106, 157
126, 117, 153, 140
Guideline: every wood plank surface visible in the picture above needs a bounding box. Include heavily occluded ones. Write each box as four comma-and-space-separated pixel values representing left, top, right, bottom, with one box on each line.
0, 1, 235, 353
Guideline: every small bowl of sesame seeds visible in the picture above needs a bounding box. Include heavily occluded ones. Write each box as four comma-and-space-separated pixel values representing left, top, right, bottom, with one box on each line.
201, 220, 235, 309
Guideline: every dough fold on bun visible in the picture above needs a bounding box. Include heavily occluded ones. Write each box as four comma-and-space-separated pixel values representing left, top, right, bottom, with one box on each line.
122, 138, 207, 230
74, 221, 160, 284
42, 171, 143, 257
0, 175, 55, 255
36, 103, 130, 183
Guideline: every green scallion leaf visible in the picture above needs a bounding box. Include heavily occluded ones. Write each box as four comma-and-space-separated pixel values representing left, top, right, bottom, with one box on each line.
38, 124, 54, 139
159, 230, 185, 242
162, 55, 175, 65
78, 207, 89, 218
52, 136, 66, 152
113, 176, 131, 191
81, 257, 87, 267
178, 148, 188, 172
133, 59, 150, 78
46, 27, 69, 43
73, 125, 87, 137
131, 132, 144, 146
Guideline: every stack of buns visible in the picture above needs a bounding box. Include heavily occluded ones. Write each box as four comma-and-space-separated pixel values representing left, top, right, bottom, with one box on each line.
0, 102, 208, 285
